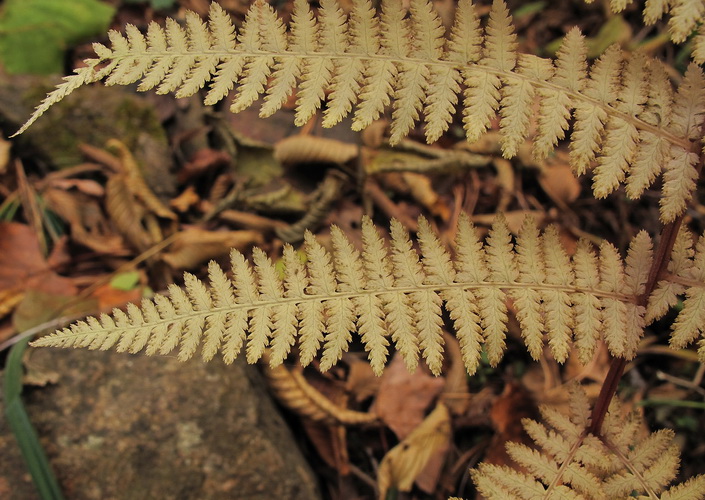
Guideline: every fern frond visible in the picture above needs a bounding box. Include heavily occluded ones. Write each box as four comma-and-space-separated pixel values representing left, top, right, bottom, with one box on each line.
15, 0, 705, 223
472, 384, 705, 499
32, 215, 680, 373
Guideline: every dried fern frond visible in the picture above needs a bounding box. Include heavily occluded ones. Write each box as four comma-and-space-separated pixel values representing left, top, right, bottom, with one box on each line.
471, 383, 705, 499
13, 0, 705, 223
33, 215, 688, 375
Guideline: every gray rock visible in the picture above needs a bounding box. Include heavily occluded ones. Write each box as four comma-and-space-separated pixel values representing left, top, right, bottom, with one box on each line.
0, 348, 321, 500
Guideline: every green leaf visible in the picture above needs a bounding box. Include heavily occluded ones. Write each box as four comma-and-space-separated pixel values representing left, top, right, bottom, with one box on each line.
0, 0, 115, 75
109, 271, 141, 291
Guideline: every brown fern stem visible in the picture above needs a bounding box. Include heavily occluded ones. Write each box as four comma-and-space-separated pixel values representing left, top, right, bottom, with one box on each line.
589, 149, 703, 434
589, 220, 682, 435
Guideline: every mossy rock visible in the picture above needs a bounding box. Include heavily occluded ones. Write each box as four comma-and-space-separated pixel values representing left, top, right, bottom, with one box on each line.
0, 74, 174, 197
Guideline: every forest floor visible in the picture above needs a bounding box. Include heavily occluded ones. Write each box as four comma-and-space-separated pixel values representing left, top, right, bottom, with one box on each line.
0, 0, 704, 499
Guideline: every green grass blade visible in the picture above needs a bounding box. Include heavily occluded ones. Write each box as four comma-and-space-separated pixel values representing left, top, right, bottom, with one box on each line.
3, 336, 65, 500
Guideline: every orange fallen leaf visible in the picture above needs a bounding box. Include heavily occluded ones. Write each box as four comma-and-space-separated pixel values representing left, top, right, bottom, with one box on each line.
0, 222, 77, 297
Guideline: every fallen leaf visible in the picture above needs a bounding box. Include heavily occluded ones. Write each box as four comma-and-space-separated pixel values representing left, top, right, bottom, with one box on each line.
344, 354, 381, 404
170, 185, 201, 213
0, 288, 24, 320
539, 153, 582, 206
301, 420, 350, 474
161, 227, 264, 270
482, 381, 537, 467
440, 333, 470, 416
275, 135, 359, 165
0, 222, 77, 296
371, 353, 445, 440
377, 403, 452, 499
0, 136, 11, 173
91, 282, 143, 311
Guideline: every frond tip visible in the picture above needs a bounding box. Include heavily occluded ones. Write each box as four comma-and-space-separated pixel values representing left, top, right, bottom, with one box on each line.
13, 0, 705, 223
32, 215, 690, 375
471, 383, 705, 499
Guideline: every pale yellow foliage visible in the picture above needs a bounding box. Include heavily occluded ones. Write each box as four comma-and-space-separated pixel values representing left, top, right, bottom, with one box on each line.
32, 215, 696, 374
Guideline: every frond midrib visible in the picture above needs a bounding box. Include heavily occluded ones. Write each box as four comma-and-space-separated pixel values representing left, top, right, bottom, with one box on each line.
38, 280, 637, 344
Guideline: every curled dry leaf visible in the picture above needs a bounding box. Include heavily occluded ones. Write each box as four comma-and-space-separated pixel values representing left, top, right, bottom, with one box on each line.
401, 172, 451, 221
105, 173, 153, 251
440, 333, 471, 416
106, 139, 176, 221
169, 185, 201, 213
377, 403, 452, 500
274, 135, 359, 165
43, 187, 128, 255
261, 353, 378, 426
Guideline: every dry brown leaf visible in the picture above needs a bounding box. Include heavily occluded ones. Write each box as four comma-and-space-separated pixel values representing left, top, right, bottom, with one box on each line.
106, 139, 177, 220
91, 282, 144, 311
0, 136, 12, 173
274, 135, 359, 165
43, 187, 129, 255
261, 355, 379, 426
48, 178, 105, 197
0, 222, 77, 297
300, 419, 350, 474
440, 333, 470, 416
492, 158, 514, 212
161, 227, 264, 270
105, 174, 153, 251
377, 403, 451, 500
401, 172, 450, 221
344, 354, 381, 404
539, 153, 582, 206
371, 353, 445, 440
0, 288, 24, 320
170, 185, 201, 213
178, 148, 231, 184
482, 381, 538, 467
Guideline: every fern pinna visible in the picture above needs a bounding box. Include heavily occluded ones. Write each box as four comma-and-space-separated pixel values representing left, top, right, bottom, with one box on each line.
31, 215, 705, 376
14, 0, 705, 223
